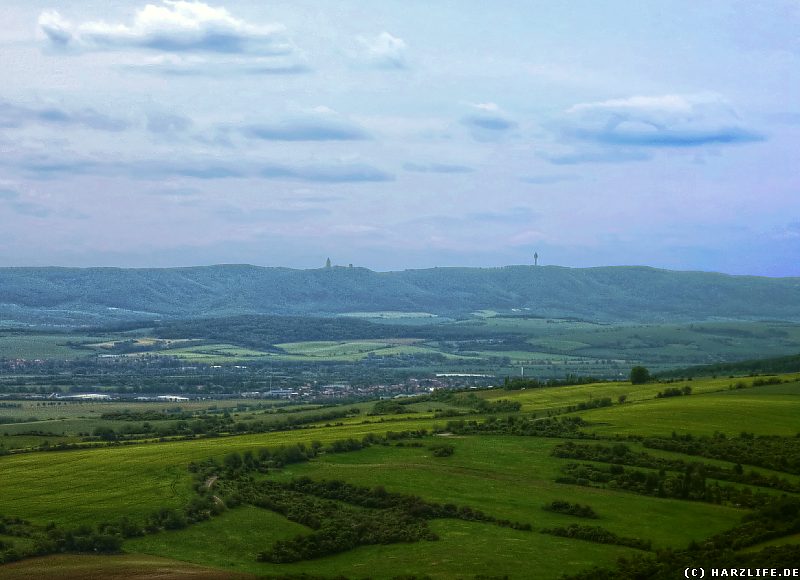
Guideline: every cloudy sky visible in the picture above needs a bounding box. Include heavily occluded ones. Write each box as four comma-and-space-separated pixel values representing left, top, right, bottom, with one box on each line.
1, 1, 798, 275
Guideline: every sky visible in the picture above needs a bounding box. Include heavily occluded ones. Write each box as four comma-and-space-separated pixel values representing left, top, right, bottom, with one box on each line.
1, 0, 798, 275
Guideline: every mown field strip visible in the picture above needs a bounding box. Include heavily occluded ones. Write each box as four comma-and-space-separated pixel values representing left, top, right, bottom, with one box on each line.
582, 385, 800, 437
0, 417, 439, 525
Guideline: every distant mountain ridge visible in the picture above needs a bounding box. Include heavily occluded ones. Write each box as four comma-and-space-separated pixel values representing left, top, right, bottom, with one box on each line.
659, 352, 800, 378
1, 264, 799, 327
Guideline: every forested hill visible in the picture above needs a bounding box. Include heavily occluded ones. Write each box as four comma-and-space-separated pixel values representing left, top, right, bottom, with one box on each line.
659, 353, 800, 379
1, 264, 799, 326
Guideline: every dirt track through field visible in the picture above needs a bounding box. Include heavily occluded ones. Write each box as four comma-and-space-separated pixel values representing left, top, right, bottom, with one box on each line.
0, 554, 255, 580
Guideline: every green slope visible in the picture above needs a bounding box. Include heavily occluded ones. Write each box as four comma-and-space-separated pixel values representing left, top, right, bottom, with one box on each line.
660, 352, 800, 378
1, 264, 800, 326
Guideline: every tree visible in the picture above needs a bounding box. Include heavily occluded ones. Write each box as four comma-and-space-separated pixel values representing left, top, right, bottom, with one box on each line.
630, 366, 651, 384
93, 426, 117, 441
325, 257, 332, 268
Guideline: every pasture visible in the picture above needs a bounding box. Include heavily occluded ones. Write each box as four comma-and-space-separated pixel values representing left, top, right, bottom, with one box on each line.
0, 416, 441, 526
127, 506, 638, 579
0, 554, 255, 579
582, 379, 800, 437
0, 398, 330, 451
5, 319, 800, 377
0, 334, 107, 360
1, 374, 799, 578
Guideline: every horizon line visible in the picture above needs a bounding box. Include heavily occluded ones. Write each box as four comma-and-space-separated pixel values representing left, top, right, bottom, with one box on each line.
0, 262, 796, 279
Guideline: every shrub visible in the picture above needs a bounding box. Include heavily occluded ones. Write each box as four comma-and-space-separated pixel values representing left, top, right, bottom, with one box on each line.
428, 443, 455, 457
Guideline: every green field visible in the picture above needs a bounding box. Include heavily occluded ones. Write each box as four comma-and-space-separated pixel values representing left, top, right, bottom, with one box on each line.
132, 343, 274, 362
0, 334, 110, 360
0, 554, 255, 579
276, 339, 460, 362
133, 339, 481, 363
127, 506, 638, 579
580, 379, 800, 437
271, 437, 743, 547
338, 311, 442, 319
0, 416, 441, 526
5, 319, 800, 377
0, 399, 336, 451
123, 435, 744, 578
2, 374, 800, 578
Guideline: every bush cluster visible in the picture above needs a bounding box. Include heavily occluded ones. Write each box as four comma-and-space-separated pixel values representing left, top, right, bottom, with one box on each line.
553, 441, 800, 493
643, 432, 800, 475
233, 477, 531, 562
188, 430, 430, 481
564, 397, 612, 413
503, 375, 604, 390
444, 415, 591, 438
563, 499, 800, 579
85, 407, 361, 443
541, 524, 651, 551
543, 500, 598, 519
428, 443, 455, 457
557, 462, 775, 509
656, 386, 692, 398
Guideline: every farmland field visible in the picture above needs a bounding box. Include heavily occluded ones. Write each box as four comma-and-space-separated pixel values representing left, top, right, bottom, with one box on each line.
2, 317, 800, 579
0, 334, 110, 360
584, 379, 800, 437
0, 554, 255, 579
127, 507, 639, 579
1, 373, 799, 578
4, 319, 800, 378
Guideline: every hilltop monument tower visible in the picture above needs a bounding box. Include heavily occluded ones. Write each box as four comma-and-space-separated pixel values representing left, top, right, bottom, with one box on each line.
534, 252, 539, 266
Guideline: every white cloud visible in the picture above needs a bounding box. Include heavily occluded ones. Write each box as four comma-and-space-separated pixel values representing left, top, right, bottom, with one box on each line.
38, 1, 293, 55
241, 108, 370, 142
122, 53, 310, 76
472, 102, 500, 112
566, 94, 702, 115
460, 102, 517, 139
558, 93, 763, 148
38, 10, 73, 46
0, 98, 129, 132
355, 32, 408, 69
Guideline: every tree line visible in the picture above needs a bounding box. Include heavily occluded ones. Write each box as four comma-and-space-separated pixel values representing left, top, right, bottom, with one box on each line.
642, 432, 800, 475
563, 497, 800, 579
557, 462, 780, 509
444, 415, 592, 438
552, 441, 800, 493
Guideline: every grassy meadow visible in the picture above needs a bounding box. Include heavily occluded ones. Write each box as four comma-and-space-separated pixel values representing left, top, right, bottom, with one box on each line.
0, 554, 255, 579
584, 382, 800, 437
1, 372, 799, 578
5, 318, 800, 379
127, 508, 638, 579
0, 334, 112, 360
